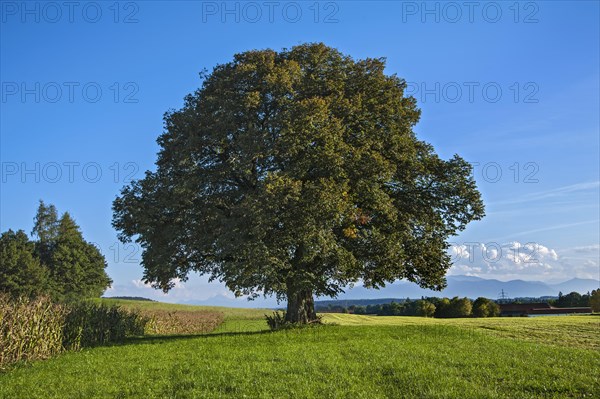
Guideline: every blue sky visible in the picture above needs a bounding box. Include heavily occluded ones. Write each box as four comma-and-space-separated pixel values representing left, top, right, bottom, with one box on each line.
1, 1, 598, 304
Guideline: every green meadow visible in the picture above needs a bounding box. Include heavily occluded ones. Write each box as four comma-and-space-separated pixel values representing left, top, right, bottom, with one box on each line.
1, 300, 598, 399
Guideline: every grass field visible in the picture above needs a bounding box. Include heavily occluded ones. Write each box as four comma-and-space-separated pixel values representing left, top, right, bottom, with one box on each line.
323, 313, 600, 350
1, 301, 598, 399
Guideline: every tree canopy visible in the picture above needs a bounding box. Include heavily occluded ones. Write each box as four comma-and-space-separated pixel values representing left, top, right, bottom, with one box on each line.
0, 201, 111, 301
553, 291, 589, 308
472, 297, 500, 317
0, 229, 48, 298
591, 289, 600, 312
113, 43, 485, 323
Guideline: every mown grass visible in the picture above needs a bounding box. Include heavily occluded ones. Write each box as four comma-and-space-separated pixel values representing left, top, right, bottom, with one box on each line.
323, 313, 600, 350
1, 303, 598, 398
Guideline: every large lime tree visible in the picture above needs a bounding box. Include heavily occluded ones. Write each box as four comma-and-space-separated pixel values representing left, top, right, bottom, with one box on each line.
113, 43, 484, 323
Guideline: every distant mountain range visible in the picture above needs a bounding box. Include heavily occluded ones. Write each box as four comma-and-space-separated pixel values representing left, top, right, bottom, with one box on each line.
174, 275, 599, 308
331, 275, 599, 301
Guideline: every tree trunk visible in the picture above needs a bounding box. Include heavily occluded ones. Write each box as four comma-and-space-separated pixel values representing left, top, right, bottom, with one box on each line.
285, 288, 317, 324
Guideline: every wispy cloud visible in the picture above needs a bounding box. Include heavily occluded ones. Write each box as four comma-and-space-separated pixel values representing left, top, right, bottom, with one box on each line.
489, 181, 599, 207
492, 220, 600, 241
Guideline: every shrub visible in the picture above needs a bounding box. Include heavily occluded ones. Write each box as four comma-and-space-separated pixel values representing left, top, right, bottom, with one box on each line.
265, 311, 287, 330
265, 311, 323, 331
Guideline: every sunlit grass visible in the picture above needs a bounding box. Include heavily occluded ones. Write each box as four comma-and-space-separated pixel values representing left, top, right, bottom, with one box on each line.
322, 313, 600, 350
2, 302, 598, 398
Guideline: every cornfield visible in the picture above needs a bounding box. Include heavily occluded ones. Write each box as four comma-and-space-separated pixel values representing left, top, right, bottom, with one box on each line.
62, 302, 148, 350
0, 295, 66, 368
143, 309, 224, 335
0, 295, 148, 369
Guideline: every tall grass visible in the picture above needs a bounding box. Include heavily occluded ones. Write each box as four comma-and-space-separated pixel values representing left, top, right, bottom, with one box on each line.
0, 295, 148, 369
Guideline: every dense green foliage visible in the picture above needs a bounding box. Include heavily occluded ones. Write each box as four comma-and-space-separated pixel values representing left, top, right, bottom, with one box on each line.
0, 295, 147, 369
113, 43, 485, 323
326, 296, 498, 318
1, 302, 598, 398
415, 299, 436, 317
61, 302, 147, 350
472, 297, 500, 317
0, 230, 48, 298
551, 291, 593, 308
352, 300, 417, 316
591, 289, 600, 312
432, 297, 473, 318
0, 201, 111, 301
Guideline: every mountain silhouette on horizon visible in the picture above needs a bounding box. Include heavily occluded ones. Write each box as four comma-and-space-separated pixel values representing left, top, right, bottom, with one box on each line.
178, 275, 599, 307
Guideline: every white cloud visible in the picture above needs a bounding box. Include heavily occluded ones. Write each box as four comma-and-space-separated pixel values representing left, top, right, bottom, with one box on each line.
131, 278, 185, 290
131, 279, 152, 289
450, 245, 471, 259
447, 241, 598, 281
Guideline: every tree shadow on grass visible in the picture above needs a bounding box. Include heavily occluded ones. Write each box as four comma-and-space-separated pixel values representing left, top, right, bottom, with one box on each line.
120, 319, 337, 346
122, 326, 272, 346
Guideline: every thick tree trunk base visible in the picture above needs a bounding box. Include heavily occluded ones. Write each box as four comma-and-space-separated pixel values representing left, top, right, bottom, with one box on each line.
285, 289, 318, 324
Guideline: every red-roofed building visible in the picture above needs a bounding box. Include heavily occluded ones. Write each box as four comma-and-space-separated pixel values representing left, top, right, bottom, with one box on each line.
499, 303, 592, 317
